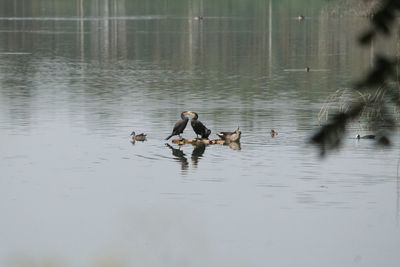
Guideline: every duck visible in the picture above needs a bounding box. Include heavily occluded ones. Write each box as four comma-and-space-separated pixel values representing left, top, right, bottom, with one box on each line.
131, 131, 147, 141
165, 111, 191, 140
217, 126, 241, 142
305, 66, 310, 72
356, 134, 376, 139
270, 129, 278, 137
297, 15, 305, 20
193, 16, 203, 20
188, 111, 211, 139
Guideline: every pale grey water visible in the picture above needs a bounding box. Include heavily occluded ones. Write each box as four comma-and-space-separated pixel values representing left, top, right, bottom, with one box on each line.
1, 1, 400, 267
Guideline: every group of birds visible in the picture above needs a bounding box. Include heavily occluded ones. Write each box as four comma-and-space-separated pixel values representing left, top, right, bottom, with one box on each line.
165, 111, 211, 140
165, 111, 241, 142
131, 111, 376, 144
131, 111, 242, 143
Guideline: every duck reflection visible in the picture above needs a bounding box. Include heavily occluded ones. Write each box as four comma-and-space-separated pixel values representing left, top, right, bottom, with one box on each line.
165, 143, 189, 171
225, 142, 241, 151
191, 143, 206, 168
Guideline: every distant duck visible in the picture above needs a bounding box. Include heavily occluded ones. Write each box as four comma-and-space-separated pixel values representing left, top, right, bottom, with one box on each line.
356, 134, 376, 139
193, 16, 203, 20
270, 129, 278, 137
217, 126, 241, 142
305, 66, 310, 72
131, 131, 147, 142
297, 15, 305, 20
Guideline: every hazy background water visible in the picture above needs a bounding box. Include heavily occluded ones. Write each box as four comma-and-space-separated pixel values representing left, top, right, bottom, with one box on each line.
1, 1, 400, 266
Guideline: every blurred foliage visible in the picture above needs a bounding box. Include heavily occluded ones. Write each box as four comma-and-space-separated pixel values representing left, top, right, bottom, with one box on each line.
311, 0, 400, 156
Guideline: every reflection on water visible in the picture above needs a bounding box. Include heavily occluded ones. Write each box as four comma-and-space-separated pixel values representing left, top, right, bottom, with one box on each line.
191, 143, 206, 167
224, 141, 241, 151
165, 142, 209, 171
1, 1, 400, 267
165, 140, 241, 171
283, 68, 330, 72
165, 143, 189, 171
130, 139, 147, 145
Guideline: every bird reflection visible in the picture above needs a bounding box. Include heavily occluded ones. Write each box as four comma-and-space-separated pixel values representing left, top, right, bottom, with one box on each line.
165, 143, 189, 171
191, 143, 206, 168
225, 142, 241, 151
166, 139, 241, 170
165, 143, 208, 170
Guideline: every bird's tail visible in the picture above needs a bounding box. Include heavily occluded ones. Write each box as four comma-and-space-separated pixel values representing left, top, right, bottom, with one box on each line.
203, 129, 211, 139
165, 134, 173, 140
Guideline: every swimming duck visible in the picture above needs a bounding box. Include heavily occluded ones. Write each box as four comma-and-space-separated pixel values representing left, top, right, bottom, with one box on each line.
217, 126, 241, 142
193, 16, 203, 20
270, 129, 278, 137
305, 67, 310, 72
298, 15, 305, 20
165, 111, 191, 140
356, 134, 376, 139
131, 131, 147, 141
188, 111, 211, 139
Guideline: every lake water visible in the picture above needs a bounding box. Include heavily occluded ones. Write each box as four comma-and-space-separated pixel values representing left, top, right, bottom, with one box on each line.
1, 1, 400, 267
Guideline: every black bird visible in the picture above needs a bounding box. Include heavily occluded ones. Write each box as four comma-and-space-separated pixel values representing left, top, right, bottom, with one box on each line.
356, 134, 376, 139
165, 111, 190, 140
189, 111, 211, 139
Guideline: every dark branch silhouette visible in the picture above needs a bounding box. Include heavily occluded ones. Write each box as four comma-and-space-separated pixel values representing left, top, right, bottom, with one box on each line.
311, 0, 400, 156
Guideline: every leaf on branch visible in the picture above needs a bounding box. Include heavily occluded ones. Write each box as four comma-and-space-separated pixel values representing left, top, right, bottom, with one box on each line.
372, 9, 393, 35
355, 55, 394, 88
310, 103, 365, 156
358, 30, 375, 45
377, 136, 390, 146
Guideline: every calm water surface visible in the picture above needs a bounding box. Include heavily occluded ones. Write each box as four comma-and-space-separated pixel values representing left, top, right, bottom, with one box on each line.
1, 1, 400, 267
